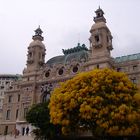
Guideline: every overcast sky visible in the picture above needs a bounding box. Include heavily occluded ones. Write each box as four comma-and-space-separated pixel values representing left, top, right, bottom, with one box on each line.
0, 0, 140, 74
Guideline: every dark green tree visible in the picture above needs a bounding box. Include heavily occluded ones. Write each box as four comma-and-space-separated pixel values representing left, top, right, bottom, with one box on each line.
26, 101, 61, 140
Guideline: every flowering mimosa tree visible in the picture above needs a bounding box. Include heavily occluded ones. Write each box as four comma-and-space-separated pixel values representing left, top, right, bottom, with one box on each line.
49, 68, 140, 136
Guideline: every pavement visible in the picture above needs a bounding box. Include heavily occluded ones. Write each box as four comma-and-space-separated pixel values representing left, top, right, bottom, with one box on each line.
0, 135, 34, 140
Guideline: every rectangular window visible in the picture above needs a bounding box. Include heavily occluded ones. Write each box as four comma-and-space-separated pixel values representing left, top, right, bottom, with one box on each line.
117, 68, 121, 72
24, 108, 28, 118
6, 81, 9, 85
131, 77, 137, 84
0, 86, 4, 89
8, 95, 12, 103
6, 110, 10, 120
95, 35, 100, 42
4, 126, 8, 135
16, 109, 19, 119
133, 65, 137, 71
18, 94, 20, 102
97, 64, 100, 69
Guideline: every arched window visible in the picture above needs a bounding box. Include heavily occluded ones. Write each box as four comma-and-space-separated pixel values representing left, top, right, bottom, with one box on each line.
41, 83, 52, 102
45, 70, 50, 78
95, 35, 100, 42
58, 68, 64, 75
73, 66, 78, 73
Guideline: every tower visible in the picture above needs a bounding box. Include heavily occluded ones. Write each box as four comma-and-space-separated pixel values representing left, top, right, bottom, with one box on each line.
26, 26, 46, 72
89, 7, 113, 69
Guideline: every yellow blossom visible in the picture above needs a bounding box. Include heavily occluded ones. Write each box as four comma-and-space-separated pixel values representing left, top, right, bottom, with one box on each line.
49, 68, 140, 135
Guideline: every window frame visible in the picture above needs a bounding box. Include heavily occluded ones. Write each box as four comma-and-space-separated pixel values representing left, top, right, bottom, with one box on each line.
6, 109, 11, 120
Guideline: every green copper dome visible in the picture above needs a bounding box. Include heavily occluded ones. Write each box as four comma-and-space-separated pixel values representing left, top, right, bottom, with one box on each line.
46, 43, 89, 66
46, 55, 65, 65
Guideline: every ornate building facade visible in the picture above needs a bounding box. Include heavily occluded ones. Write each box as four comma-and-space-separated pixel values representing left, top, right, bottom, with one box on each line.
1, 7, 140, 135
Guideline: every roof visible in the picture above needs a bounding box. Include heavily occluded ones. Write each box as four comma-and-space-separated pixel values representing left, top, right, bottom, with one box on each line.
115, 53, 140, 63
46, 43, 89, 66
0, 74, 21, 78
46, 55, 65, 65
95, 7, 104, 14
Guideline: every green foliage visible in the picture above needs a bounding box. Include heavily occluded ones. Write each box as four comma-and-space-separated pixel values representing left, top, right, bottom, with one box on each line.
26, 101, 61, 139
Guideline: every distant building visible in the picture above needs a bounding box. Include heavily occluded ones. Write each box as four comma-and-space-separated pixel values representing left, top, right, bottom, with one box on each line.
1, 7, 140, 135
0, 74, 21, 134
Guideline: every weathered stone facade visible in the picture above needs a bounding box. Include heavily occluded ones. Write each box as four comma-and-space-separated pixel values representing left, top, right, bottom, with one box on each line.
0, 74, 21, 134
1, 7, 140, 135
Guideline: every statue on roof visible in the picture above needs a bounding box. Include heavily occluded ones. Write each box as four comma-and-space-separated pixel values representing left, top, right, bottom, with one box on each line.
62, 43, 88, 55
32, 25, 44, 41
35, 25, 43, 36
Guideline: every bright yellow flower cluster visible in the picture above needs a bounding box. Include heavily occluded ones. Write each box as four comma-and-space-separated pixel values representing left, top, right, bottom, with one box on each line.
49, 68, 140, 136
